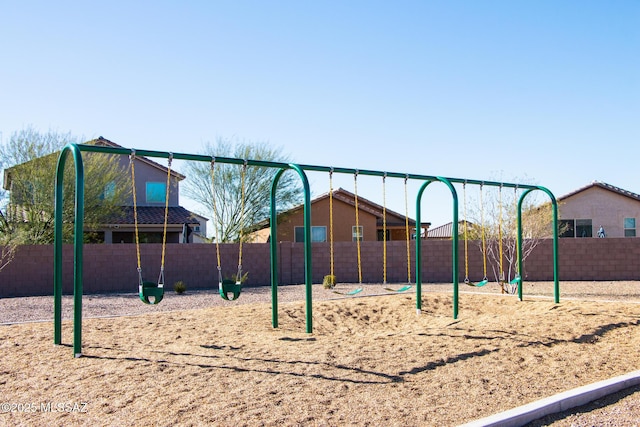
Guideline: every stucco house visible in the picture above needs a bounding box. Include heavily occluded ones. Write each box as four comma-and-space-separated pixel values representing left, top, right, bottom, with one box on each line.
558, 181, 640, 238
2, 137, 208, 244
247, 187, 429, 243
90, 137, 208, 243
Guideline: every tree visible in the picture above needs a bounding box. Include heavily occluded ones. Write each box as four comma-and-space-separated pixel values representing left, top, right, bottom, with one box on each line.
183, 138, 303, 242
0, 127, 129, 244
463, 180, 556, 292
0, 186, 16, 272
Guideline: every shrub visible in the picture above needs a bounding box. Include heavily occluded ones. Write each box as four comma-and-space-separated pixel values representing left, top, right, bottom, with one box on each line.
231, 271, 249, 284
173, 281, 187, 294
323, 275, 336, 289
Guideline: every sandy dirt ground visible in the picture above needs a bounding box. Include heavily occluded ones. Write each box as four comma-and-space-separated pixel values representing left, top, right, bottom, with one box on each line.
1, 281, 640, 426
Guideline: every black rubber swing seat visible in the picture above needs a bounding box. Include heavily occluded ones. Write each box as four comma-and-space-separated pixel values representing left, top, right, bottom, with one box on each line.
139, 281, 164, 305
219, 279, 242, 301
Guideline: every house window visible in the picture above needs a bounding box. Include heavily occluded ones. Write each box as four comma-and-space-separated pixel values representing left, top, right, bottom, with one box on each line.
352, 226, 363, 242
377, 230, 390, 241
576, 219, 592, 238
146, 182, 166, 204
294, 226, 327, 242
102, 181, 116, 200
559, 220, 574, 238
624, 218, 636, 237
559, 219, 592, 238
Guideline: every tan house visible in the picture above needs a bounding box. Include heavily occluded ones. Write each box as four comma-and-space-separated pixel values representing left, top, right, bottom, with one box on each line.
91, 137, 208, 243
2, 137, 208, 244
248, 187, 429, 243
558, 181, 640, 238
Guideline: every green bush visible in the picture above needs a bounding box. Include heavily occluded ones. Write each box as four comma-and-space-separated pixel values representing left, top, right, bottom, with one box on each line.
173, 281, 187, 294
323, 275, 336, 289
231, 272, 249, 284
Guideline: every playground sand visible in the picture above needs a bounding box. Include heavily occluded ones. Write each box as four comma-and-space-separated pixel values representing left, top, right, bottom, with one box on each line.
1, 281, 640, 426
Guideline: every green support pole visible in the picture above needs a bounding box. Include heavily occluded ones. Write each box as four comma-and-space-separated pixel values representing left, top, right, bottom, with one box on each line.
53, 143, 85, 357
436, 177, 459, 319
415, 179, 459, 319
536, 186, 560, 303
551, 194, 560, 303
516, 187, 560, 303
415, 180, 433, 315
270, 169, 287, 329
53, 153, 65, 345
269, 165, 312, 333
72, 153, 85, 357
516, 189, 530, 301
288, 164, 313, 333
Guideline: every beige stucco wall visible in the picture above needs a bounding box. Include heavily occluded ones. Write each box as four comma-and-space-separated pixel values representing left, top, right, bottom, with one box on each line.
114, 154, 180, 207
559, 186, 640, 238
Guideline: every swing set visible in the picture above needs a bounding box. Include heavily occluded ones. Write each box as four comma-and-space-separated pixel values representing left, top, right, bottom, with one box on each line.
53, 143, 560, 357
129, 150, 172, 305
327, 169, 364, 296
461, 182, 523, 292
498, 185, 522, 294
328, 170, 413, 296
210, 158, 247, 301
381, 173, 413, 293
461, 182, 489, 288
129, 152, 248, 305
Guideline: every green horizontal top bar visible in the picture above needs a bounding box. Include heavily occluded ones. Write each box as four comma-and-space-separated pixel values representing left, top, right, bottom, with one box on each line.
75, 143, 539, 190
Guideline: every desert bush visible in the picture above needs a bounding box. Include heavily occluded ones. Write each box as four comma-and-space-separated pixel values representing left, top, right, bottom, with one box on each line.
173, 281, 187, 294
322, 275, 336, 289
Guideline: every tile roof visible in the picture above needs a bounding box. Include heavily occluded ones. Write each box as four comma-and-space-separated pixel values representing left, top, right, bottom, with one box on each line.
108, 206, 203, 225
558, 181, 640, 202
427, 220, 474, 238
90, 137, 186, 181
250, 187, 424, 231
306, 188, 417, 224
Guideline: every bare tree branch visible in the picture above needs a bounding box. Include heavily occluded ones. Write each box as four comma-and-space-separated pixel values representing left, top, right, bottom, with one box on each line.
182, 137, 303, 243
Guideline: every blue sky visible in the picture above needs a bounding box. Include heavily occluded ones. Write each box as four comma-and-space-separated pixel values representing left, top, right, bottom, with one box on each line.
1, 1, 638, 226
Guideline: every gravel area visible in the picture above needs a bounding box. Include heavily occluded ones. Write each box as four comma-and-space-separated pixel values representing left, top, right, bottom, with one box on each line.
525, 383, 640, 427
1, 283, 399, 324
2, 280, 640, 426
3, 280, 639, 325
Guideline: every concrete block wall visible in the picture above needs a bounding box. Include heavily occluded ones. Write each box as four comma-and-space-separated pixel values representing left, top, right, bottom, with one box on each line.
1, 238, 640, 297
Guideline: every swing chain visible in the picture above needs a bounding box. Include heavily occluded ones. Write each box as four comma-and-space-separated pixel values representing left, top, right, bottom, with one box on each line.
157, 266, 165, 288
462, 180, 470, 284
329, 167, 335, 280
353, 169, 362, 284
234, 159, 248, 285
382, 172, 387, 285
404, 173, 412, 284
480, 181, 488, 281
236, 264, 243, 285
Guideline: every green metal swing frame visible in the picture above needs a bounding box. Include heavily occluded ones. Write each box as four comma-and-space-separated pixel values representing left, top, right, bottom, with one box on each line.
53, 143, 560, 357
